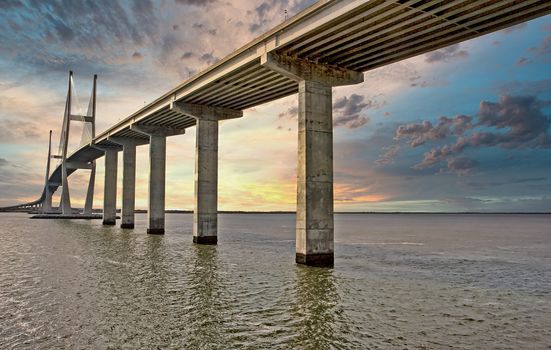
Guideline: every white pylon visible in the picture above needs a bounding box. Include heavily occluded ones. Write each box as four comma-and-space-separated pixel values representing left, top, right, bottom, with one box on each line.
56, 71, 98, 215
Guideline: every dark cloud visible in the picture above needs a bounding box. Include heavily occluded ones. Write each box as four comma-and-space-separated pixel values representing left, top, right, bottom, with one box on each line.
425, 44, 469, 63
181, 52, 194, 60
477, 95, 551, 148
400, 95, 551, 174
199, 52, 219, 65
516, 57, 530, 65
395, 115, 473, 147
0, 0, 160, 75
192, 23, 217, 36
333, 94, 371, 129
444, 157, 478, 175
278, 106, 298, 120
0, 158, 8, 167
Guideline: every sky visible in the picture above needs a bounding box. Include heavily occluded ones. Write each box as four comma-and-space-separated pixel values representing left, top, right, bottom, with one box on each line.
0, 0, 550, 212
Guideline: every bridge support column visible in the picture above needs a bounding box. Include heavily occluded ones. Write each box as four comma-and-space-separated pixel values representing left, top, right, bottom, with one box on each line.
107, 137, 148, 229
131, 125, 185, 235
171, 102, 242, 244
148, 134, 166, 234
194, 118, 218, 244
296, 80, 335, 267
102, 149, 119, 225
121, 144, 136, 229
261, 52, 363, 267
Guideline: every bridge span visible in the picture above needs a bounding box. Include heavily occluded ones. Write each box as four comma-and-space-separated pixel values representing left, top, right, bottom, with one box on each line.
2, 0, 550, 267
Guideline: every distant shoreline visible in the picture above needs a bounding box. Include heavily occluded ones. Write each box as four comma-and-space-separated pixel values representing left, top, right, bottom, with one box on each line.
4, 210, 549, 215
160, 210, 551, 215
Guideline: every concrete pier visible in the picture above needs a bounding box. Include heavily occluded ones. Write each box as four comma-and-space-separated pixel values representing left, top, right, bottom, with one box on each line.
131, 125, 185, 235
194, 118, 218, 244
147, 134, 166, 234
171, 102, 243, 244
121, 143, 136, 229
296, 80, 335, 267
262, 52, 363, 267
102, 149, 118, 225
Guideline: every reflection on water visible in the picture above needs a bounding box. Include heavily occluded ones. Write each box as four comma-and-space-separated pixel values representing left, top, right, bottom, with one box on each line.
187, 245, 225, 348
291, 266, 342, 349
0, 213, 550, 349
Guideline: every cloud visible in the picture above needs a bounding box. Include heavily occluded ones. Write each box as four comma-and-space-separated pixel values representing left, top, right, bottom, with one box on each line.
199, 52, 219, 65
375, 145, 399, 165
444, 157, 478, 175
0, 158, 8, 167
516, 57, 530, 65
395, 115, 473, 147
530, 34, 551, 56
425, 44, 469, 63
278, 106, 298, 120
0, 120, 40, 142
400, 95, 551, 173
332, 94, 371, 129
477, 95, 551, 148
132, 51, 143, 60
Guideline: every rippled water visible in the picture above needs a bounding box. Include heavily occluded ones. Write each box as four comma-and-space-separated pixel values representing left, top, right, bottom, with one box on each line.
1, 213, 550, 349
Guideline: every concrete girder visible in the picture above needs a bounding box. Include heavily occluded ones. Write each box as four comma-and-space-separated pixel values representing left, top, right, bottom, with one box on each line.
260, 52, 364, 87
170, 102, 243, 121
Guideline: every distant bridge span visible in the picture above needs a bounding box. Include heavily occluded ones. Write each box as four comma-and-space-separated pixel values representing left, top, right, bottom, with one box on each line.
3, 0, 550, 266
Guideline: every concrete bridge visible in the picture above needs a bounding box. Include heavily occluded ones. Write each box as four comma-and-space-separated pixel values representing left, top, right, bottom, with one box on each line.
2, 0, 550, 266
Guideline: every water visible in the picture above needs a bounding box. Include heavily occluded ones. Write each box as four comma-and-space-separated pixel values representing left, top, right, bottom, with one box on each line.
0, 213, 550, 349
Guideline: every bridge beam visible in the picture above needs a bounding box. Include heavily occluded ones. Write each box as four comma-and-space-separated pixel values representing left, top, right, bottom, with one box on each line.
108, 137, 147, 229
131, 125, 186, 234
262, 52, 364, 267
172, 102, 243, 244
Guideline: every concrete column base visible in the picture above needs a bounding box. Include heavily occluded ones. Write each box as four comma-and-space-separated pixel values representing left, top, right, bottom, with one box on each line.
120, 223, 134, 229
193, 236, 217, 245
147, 228, 165, 235
296, 253, 334, 267
103, 219, 116, 226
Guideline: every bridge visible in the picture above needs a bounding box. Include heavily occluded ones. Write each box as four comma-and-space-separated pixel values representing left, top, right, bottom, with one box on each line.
2, 0, 550, 267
